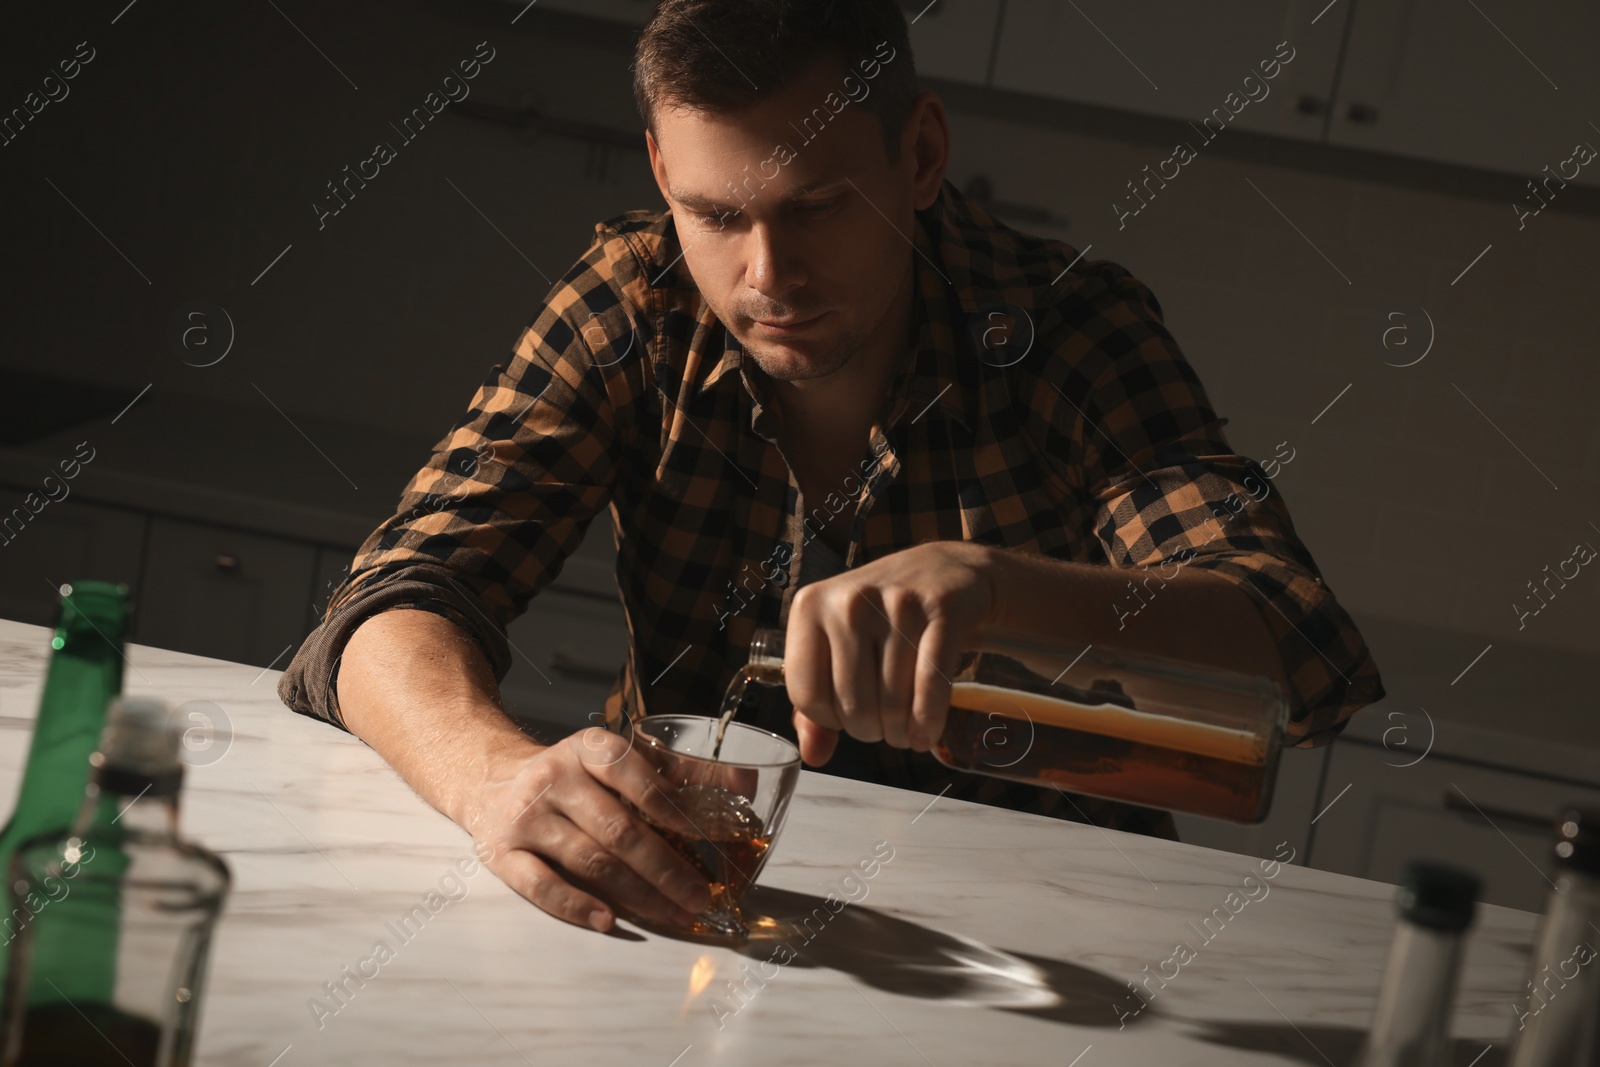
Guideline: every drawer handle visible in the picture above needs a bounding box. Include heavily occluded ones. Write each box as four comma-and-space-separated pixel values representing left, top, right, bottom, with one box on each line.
549, 648, 618, 685
1442, 791, 1553, 832
213, 554, 241, 575
1346, 102, 1379, 124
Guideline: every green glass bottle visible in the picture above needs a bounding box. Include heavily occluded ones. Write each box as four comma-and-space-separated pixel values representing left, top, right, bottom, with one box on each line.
0, 580, 128, 991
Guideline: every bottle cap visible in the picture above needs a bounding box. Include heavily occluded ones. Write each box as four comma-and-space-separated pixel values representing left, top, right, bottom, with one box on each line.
1553, 807, 1600, 875
92, 695, 184, 797
1396, 860, 1479, 932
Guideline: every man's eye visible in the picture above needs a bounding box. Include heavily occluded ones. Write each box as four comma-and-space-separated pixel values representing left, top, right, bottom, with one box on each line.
795, 199, 839, 216
698, 209, 738, 227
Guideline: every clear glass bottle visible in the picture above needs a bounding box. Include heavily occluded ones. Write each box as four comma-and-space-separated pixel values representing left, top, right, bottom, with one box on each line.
0, 695, 231, 1067
0, 580, 129, 992
1351, 860, 1480, 1067
1507, 807, 1600, 1067
745, 626, 1288, 822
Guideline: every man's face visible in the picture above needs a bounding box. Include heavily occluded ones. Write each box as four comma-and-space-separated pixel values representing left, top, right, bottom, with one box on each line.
646, 58, 921, 386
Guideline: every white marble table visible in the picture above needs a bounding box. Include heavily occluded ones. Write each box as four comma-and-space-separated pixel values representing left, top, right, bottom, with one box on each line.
0, 618, 1543, 1066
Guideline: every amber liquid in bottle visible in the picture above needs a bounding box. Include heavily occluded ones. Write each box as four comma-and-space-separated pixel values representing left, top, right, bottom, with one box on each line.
934, 681, 1270, 823
7, 1004, 161, 1066
735, 628, 1279, 823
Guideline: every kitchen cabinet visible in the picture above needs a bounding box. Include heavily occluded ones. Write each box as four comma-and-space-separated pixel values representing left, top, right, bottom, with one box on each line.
991, 0, 1347, 142
498, 585, 631, 737
309, 546, 354, 632
1328, 0, 1600, 189
991, 0, 1599, 189
545, 515, 620, 600
0, 494, 146, 628
1308, 739, 1600, 912
136, 516, 318, 671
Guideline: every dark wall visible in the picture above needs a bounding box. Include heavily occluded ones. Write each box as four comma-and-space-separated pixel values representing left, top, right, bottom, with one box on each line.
0, 0, 660, 436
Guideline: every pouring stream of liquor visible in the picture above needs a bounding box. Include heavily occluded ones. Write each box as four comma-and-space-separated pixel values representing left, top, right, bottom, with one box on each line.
710, 667, 756, 762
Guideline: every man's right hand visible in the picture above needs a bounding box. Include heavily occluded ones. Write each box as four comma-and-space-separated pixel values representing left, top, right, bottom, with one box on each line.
461, 726, 715, 933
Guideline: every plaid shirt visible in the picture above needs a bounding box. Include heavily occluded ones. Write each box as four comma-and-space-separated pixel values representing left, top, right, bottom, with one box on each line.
279, 178, 1384, 837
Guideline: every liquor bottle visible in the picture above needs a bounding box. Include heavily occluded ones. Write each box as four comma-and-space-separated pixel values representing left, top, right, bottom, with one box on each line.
741, 626, 1288, 822
1351, 860, 1480, 1067
0, 695, 231, 1067
1507, 807, 1600, 1067
0, 580, 129, 991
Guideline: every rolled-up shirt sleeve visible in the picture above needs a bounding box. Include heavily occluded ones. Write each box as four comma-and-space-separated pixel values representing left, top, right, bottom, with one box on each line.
277, 224, 649, 732
1045, 261, 1384, 747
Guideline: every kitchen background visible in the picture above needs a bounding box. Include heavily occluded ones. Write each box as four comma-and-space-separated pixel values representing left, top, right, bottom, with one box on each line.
1, 0, 1596, 910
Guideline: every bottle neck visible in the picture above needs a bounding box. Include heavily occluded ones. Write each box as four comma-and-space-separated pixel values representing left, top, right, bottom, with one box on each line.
1361, 921, 1464, 1064
0, 592, 128, 852
72, 774, 182, 843
749, 627, 785, 668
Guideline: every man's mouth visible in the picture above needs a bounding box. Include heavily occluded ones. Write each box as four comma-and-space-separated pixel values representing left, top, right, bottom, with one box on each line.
753, 312, 828, 335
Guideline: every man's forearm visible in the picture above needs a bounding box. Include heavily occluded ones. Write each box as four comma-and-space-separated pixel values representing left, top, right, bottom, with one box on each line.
972, 544, 1292, 698
336, 608, 547, 830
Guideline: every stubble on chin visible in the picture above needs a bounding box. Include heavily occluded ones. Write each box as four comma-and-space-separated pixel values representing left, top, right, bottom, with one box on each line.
744, 335, 855, 384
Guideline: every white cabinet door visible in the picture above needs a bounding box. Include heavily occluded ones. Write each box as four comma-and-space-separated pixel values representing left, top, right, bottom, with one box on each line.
136, 517, 318, 671
546, 514, 619, 600
309, 546, 356, 632
1310, 740, 1600, 911
499, 586, 631, 737
1328, 0, 1600, 188
0, 496, 145, 628
991, 0, 1347, 142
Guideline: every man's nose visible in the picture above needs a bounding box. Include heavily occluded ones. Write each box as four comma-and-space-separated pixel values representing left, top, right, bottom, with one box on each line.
746, 222, 805, 298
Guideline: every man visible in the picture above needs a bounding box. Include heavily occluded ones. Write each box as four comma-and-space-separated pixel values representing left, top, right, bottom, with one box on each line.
280, 0, 1383, 935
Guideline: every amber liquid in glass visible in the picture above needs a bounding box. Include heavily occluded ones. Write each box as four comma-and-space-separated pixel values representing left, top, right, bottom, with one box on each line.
643, 665, 787, 924
934, 681, 1270, 822
642, 783, 771, 919
7, 1003, 160, 1066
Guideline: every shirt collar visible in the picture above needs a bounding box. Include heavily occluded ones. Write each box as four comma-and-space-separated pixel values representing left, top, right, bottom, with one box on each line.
694, 179, 1059, 434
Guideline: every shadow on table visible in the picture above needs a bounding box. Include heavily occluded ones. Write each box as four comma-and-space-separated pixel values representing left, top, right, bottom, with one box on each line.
726, 885, 1132, 1026
662, 888, 1507, 1067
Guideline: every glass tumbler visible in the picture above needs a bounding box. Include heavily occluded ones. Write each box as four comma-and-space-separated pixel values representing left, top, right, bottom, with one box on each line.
625, 715, 801, 939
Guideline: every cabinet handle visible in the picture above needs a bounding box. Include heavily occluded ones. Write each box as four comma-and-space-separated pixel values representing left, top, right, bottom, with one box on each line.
549, 648, 618, 685
1346, 102, 1379, 124
213, 554, 241, 575
1295, 94, 1327, 116
1442, 791, 1553, 832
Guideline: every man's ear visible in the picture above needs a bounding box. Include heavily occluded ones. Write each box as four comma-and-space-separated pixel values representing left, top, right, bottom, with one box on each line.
905, 91, 950, 212
646, 129, 671, 207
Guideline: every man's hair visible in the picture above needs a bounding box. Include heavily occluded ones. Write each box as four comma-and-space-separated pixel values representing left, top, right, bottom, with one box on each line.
633, 0, 919, 162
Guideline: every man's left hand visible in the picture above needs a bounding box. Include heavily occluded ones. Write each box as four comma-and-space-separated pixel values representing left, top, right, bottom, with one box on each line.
783, 540, 998, 766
